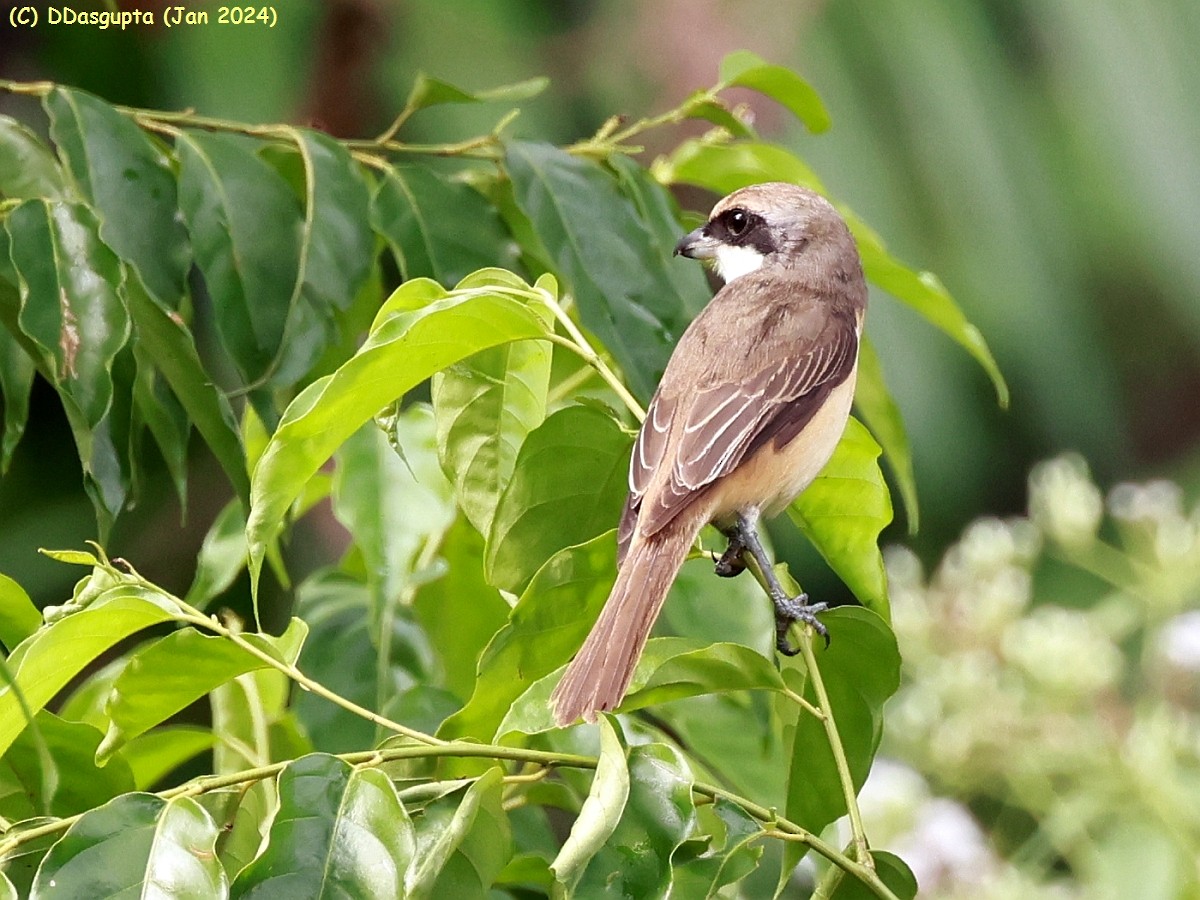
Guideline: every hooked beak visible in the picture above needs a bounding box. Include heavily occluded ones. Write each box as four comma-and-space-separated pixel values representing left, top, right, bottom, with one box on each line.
673, 226, 720, 259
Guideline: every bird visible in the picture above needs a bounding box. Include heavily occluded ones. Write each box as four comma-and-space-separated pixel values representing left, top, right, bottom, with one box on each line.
550, 182, 868, 726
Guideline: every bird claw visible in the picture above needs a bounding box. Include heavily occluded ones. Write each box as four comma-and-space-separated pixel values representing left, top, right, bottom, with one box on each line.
774, 594, 829, 654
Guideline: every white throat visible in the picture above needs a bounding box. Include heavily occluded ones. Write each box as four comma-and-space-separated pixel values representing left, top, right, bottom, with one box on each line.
713, 244, 765, 283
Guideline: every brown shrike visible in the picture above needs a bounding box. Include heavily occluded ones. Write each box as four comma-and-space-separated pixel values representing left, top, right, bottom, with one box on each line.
551, 182, 867, 726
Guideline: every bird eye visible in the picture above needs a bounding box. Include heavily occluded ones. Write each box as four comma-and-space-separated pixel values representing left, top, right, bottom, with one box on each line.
727, 210, 749, 236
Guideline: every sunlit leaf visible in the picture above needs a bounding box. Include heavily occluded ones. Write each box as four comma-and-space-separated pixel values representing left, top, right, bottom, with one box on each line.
44, 87, 188, 307
550, 716, 629, 895
0, 586, 181, 758
98, 619, 307, 760
485, 404, 629, 593
30, 793, 226, 899
789, 417, 892, 618
246, 279, 552, 595
0, 573, 41, 652
230, 754, 412, 899
719, 50, 831, 133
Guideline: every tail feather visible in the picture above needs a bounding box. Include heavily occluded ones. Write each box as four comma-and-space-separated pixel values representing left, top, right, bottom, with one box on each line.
551, 522, 697, 725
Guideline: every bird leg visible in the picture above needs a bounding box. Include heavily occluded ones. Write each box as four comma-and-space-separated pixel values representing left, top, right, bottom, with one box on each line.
713, 527, 748, 578
732, 512, 829, 654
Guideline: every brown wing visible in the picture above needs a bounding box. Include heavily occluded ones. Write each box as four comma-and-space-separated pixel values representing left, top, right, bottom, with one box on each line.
634, 310, 858, 541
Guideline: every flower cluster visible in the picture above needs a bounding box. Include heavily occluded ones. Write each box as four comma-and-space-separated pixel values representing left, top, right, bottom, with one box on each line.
865, 454, 1200, 897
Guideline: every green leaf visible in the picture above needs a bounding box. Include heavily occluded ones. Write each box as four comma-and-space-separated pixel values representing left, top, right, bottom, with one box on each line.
185, 499, 249, 609
126, 276, 251, 507
681, 798, 765, 896
230, 754, 412, 899
269, 129, 374, 385
653, 139, 824, 197
0, 586, 180, 758
406, 767, 511, 900
784, 608, 901, 841
847, 210, 1009, 407
98, 619, 307, 760
5, 199, 132, 530
176, 130, 302, 384
573, 742, 696, 899
31, 794, 225, 898
855, 336, 918, 533
0, 872, 15, 900
331, 408, 455, 613
411, 517, 511, 703
0, 572, 41, 652
117, 726, 215, 790
246, 278, 552, 595
439, 534, 616, 743
550, 716, 629, 895
404, 73, 548, 113
372, 166, 521, 286
828, 851, 918, 900
718, 50, 832, 133
432, 319, 553, 539
506, 141, 709, 400
485, 404, 631, 594
6, 199, 129, 428
0, 712, 136, 821
45, 87, 190, 307
0, 321, 35, 473
788, 417, 892, 619
0, 115, 67, 200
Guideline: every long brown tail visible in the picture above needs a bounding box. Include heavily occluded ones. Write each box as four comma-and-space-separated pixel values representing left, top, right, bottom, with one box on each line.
551, 520, 698, 725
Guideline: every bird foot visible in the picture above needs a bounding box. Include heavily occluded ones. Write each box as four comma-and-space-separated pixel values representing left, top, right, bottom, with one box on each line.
773, 593, 829, 655
713, 534, 747, 577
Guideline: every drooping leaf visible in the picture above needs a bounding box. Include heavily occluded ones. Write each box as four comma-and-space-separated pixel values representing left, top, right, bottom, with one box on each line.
406, 767, 511, 900
0, 115, 67, 200
30, 793, 226, 899
550, 716, 629, 895
0, 584, 181, 758
230, 754, 412, 899
439, 534, 616, 743
184, 499, 249, 609
572, 742, 696, 900
854, 336, 918, 533
176, 130, 303, 384
125, 275, 250, 507
268, 129, 374, 385
97, 619, 307, 760
783, 608, 901, 843
45, 87, 190, 308
788, 417, 892, 619
131, 337, 191, 508
506, 141, 708, 400
246, 278, 552, 594
372, 166, 521, 286
117, 726, 215, 791
485, 403, 631, 594
5, 199, 129, 428
718, 50, 832, 133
